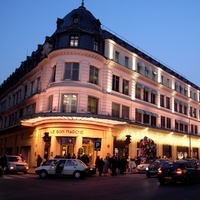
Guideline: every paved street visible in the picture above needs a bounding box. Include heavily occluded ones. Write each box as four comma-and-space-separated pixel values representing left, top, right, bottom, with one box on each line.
1, 172, 200, 200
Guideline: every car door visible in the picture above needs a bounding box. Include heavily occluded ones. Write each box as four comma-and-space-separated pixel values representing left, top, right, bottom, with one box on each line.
48, 160, 60, 175
55, 159, 66, 175
185, 162, 199, 181
63, 159, 78, 175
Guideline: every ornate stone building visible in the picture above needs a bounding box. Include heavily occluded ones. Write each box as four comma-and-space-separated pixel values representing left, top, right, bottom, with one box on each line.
0, 2, 200, 167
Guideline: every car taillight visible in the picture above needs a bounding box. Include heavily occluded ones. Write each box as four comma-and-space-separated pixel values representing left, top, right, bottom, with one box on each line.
158, 168, 162, 174
176, 168, 182, 174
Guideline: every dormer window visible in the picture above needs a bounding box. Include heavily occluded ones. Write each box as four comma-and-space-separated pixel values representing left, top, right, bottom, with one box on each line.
145, 66, 149, 77
115, 51, 120, 63
70, 35, 79, 47
94, 40, 99, 52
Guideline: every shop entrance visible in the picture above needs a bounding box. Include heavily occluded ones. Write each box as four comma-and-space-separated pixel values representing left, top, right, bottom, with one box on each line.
82, 138, 94, 163
61, 137, 75, 157
61, 144, 74, 157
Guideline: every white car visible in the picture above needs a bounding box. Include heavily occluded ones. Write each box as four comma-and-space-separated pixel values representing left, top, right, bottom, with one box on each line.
35, 158, 89, 179
5, 155, 28, 174
137, 159, 155, 173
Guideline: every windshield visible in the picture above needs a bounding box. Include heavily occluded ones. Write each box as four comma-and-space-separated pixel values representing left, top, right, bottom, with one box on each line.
8, 156, 21, 162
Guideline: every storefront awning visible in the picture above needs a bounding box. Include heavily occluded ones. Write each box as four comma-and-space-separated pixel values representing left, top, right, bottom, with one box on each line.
136, 83, 143, 89
136, 108, 144, 114
20, 114, 129, 127
175, 120, 189, 125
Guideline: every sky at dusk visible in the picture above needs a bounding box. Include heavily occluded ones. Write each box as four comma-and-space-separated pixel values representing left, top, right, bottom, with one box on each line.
0, 0, 200, 87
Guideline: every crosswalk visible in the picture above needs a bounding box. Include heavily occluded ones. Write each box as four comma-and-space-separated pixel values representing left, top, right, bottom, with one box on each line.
1, 174, 34, 180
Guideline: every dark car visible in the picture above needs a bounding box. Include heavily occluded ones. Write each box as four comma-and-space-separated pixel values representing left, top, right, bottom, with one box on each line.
157, 160, 200, 185
146, 159, 168, 178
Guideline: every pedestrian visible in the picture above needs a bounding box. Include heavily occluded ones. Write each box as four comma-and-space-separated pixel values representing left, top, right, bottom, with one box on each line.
103, 157, 110, 175
19, 153, 24, 161
36, 155, 43, 167
97, 158, 105, 176
110, 155, 118, 176
72, 153, 76, 159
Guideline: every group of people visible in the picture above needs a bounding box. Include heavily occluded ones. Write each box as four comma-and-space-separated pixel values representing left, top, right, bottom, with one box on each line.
95, 155, 129, 176
36, 152, 142, 176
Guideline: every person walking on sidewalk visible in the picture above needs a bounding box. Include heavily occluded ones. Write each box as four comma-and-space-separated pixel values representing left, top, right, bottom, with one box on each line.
36, 155, 43, 167
97, 158, 105, 176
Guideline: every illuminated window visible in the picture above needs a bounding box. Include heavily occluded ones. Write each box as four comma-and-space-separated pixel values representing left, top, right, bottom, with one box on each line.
62, 94, 77, 113
122, 79, 129, 95
88, 96, 98, 114
89, 66, 99, 85
135, 83, 142, 99
70, 35, 78, 47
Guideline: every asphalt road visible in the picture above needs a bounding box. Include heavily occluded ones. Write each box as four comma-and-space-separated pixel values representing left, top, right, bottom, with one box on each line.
0, 172, 200, 200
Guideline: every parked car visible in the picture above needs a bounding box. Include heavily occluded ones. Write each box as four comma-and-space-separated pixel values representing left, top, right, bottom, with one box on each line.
137, 159, 155, 173
35, 158, 89, 179
146, 159, 169, 178
157, 160, 200, 185
1, 155, 29, 174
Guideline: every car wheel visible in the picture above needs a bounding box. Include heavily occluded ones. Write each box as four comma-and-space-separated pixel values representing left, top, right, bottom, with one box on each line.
39, 170, 48, 178
74, 171, 81, 179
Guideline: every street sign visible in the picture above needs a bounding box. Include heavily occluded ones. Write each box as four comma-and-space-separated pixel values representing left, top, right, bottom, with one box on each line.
94, 138, 102, 151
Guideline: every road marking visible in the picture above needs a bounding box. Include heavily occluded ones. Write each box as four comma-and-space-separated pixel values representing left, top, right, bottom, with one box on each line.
2, 174, 30, 179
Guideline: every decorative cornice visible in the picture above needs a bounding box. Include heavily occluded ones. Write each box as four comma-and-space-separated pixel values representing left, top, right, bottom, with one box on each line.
48, 49, 106, 63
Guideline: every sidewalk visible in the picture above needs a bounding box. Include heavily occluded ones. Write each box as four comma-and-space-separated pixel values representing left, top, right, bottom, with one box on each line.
28, 167, 37, 174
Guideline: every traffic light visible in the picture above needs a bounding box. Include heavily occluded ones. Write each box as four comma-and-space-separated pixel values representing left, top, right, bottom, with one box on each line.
43, 132, 51, 142
125, 135, 131, 144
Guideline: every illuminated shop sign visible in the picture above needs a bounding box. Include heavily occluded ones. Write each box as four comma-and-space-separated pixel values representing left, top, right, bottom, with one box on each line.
50, 129, 84, 135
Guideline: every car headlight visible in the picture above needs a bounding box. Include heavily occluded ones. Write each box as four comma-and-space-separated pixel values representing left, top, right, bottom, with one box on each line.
146, 167, 149, 171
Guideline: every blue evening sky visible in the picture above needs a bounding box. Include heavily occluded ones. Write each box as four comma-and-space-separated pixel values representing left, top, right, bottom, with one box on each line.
0, 0, 200, 87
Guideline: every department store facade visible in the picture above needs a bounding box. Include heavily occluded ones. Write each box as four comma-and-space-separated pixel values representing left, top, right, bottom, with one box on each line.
0, 2, 200, 167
